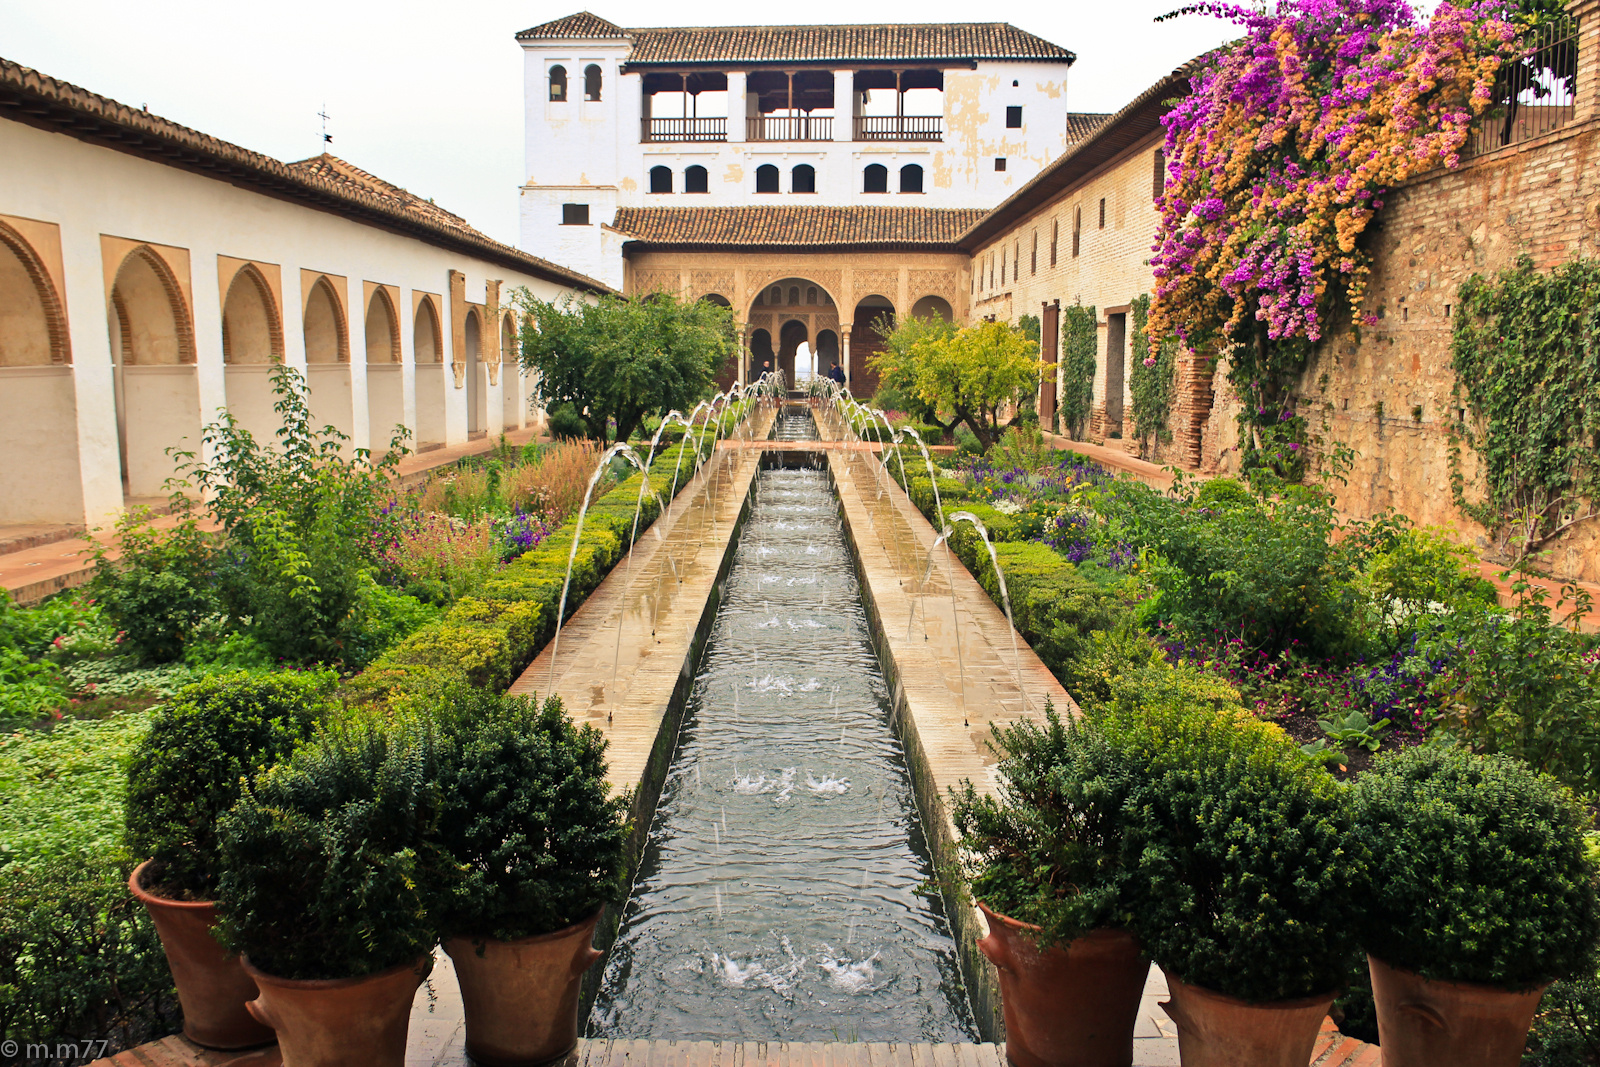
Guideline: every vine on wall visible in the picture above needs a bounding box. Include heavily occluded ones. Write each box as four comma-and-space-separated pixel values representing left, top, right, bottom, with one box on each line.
1129, 293, 1178, 455
1450, 255, 1600, 563
1059, 304, 1097, 438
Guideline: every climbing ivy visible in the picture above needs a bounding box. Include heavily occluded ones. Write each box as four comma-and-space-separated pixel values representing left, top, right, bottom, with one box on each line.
1129, 294, 1178, 454
1059, 304, 1097, 438
1450, 255, 1600, 563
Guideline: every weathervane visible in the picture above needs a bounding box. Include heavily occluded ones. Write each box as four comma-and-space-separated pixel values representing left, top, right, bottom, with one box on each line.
318, 105, 332, 150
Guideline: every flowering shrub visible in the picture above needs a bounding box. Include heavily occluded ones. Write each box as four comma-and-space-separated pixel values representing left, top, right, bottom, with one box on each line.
1149, 0, 1517, 427
383, 514, 500, 605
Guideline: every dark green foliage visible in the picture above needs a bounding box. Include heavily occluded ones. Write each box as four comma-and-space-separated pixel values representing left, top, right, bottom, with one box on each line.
976, 543, 1120, 681
1194, 477, 1252, 509
1526, 971, 1600, 1067
0, 857, 175, 1059
1111, 701, 1361, 1002
172, 365, 405, 666
1451, 256, 1600, 563
1351, 747, 1600, 989
1059, 304, 1097, 437
1128, 294, 1178, 453
950, 705, 1134, 947
427, 688, 627, 941
125, 672, 333, 899
86, 508, 218, 663
516, 290, 733, 446
546, 402, 588, 440
215, 714, 451, 980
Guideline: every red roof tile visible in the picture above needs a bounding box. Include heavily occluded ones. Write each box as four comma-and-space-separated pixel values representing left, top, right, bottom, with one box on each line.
612, 205, 986, 249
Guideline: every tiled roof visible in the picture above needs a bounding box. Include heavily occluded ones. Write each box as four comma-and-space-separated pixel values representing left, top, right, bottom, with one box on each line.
516, 12, 628, 40
612, 206, 987, 249
0, 57, 612, 293
516, 14, 1075, 66
1064, 112, 1113, 145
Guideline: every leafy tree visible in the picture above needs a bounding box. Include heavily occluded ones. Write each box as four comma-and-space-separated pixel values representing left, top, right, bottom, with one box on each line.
870, 319, 1043, 451
86, 506, 218, 663
514, 290, 734, 446
872, 313, 959, 434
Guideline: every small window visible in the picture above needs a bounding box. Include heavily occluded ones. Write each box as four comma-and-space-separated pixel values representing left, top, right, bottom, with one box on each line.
770, 286, 781, 303
899, 164, 923, 194
792, 164, 816, 194
756, 164, 780, 194
994, 157, 1007, 172
1099, 198, 1107, 229
863, 164, 888, 193
1051, 220, 1058, 266
584, 64, 602, 102
1006, 106, 1023, 128
1031, 231, 1037, 275
561, 203, 589, 225
788, 286, 800, 304
1072, 206, 1081, 257
806, 286, 817, 304
1012, 79, 1019, 87
1152, 149, 1165, 201
549, 65, 567, 102
649, 166, 672, 194
685, 165, 708, 193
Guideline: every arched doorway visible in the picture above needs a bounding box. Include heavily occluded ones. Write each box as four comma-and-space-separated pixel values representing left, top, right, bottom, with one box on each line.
303, 276, 352, 448
0, 220, 81, 523
816, 329, 840, 380
465, 308, 483, 435
221, 264, 284, 446
365, 288, 404, 454
911, 295, 953, 321
778, 320, 808, 384
699, 293, 737, 389
749, 328, 774, 379
851, 296, 895, 397
501, 313, 523, 430
107, 246, 199, 499
414, 295, 445, 449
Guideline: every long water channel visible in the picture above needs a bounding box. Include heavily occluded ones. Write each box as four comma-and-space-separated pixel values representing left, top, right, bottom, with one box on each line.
587, 413, 977, 1041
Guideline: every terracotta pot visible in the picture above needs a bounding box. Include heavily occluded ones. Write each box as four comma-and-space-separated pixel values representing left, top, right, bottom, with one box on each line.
1159, 968, 1335, 1067
975, 902, 1149, 1067
443, 911, 604, 1067
1368, 954, 1548, 1067
128, 859, 276, 1050
241, 954, 431, 1067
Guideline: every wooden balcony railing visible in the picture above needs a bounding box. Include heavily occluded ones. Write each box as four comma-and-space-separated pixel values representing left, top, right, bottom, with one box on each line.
854, 115, 943, 142
747, 115, 833, 142
641, 117, 727, 143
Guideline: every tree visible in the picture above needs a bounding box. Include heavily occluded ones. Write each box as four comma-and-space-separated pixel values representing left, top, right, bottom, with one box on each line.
513, 290, 734, 446
871, 312, 959, 434
872, 319, 1043, 451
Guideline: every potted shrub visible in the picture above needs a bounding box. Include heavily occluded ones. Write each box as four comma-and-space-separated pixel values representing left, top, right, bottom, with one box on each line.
214, 714, 451, 1067
124, 671, 331, 1048
1111, 702, 1362, 1067
950, 703, 1150, 1067
1350, 747, 1600, 1067
428, 687, 628, 1067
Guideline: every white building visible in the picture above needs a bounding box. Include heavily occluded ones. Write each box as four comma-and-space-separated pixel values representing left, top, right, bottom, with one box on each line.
516, 13, 1080, 287
0, 58, 609, 528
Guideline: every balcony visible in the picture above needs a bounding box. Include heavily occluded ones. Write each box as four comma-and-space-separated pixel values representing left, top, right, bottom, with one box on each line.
642, 117, 727, 143
854, 115, 943, 142
747, 115, 833, 142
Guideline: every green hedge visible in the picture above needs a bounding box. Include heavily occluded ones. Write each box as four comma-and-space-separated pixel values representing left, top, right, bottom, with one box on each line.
358, 438, 713, 702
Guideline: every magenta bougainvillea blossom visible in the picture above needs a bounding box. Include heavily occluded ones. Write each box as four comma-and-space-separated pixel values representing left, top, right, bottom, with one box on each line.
1148, 0, 1518, 350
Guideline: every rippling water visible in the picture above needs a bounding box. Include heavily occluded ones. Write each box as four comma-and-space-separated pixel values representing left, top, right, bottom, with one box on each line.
587, 462, 977, 1041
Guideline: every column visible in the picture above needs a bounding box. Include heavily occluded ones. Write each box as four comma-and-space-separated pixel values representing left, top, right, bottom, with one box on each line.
840, 326, 853, 390
728, 71, 747, 143
833, 70, 854, 141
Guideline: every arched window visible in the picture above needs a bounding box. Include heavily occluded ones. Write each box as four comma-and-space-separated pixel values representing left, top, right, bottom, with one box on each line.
650, 166, 673, 194
0, 221, 70, 366
770, 286, 782, 303
549, 65, 567, 102
303, 277, 348, 364
899, 164, 924, 194
792, 164, 816, 194
685, 165, 708, 193
788, 286, 800, 305
806, 286, 818, 305
863, 164, 888, 194
365, 288, 400, 363
755, 165, 780, 194
414, 296, 441, 363
584, 64, 602, 102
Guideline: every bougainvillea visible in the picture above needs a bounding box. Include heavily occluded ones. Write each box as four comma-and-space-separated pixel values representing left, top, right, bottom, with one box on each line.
1149, 0, 1518, 429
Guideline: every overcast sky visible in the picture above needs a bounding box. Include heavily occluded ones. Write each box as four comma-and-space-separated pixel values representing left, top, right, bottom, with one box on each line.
0, 0, 1239, 246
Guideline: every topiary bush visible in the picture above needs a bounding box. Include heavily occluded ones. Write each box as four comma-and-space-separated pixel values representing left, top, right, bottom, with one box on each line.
1111, 701, 1361, 1003
423, 687, 628, 942
126, 671, 332, 900
1350, 747, 1600, 989
215, 714, 452, 981
950, 703, 1136, 948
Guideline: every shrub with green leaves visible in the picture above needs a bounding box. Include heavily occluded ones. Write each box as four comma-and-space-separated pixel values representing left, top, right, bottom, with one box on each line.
1111, 702, 1361, 1003
950, 704, 1135, 948
215, 713, 451, 981
125, 672, 333, 900
1351, 747, 1600, 989
86, 507, 219, 663
1526, 969, 1600, 1067
424, 687, 627, 942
